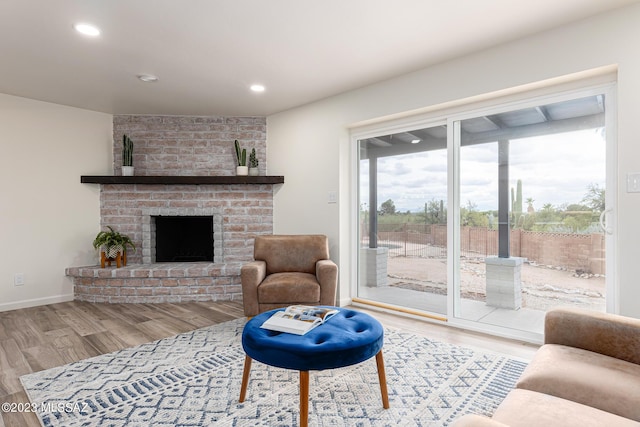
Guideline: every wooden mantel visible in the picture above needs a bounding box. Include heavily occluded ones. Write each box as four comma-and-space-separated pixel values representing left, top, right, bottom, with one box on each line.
80, 175, 284, 185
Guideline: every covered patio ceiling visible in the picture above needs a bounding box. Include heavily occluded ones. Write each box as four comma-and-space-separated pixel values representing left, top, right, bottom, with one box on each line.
361, 94, 605, 158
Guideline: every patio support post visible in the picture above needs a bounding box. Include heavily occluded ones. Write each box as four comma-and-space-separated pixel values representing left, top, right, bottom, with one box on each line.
369, 156, 378, 249
485, 139, 522, 310
498, 140, 510, 258
360, 155, 388, 287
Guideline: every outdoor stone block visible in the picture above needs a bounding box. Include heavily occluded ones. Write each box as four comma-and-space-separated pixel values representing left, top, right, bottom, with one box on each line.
485, 256, 523, 310
360, 247, 389, 287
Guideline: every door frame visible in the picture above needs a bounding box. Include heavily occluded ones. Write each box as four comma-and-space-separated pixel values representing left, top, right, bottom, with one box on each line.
349, 78, 617, 344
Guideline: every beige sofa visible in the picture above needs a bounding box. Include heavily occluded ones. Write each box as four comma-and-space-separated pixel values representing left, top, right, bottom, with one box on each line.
453, 307, 640, 427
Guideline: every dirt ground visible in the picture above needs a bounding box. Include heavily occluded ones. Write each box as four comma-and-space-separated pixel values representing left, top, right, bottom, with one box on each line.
387, 256, 606, 312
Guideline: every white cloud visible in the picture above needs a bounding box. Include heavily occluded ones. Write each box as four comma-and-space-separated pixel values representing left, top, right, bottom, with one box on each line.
361, 129, 606, 213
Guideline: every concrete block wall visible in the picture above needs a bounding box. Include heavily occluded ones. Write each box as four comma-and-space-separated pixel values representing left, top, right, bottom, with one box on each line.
360, 247, 389, 287
485, 256, 523, 309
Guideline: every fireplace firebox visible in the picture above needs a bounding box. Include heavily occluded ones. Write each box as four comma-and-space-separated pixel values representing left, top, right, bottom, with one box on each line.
154, 216, 214, 262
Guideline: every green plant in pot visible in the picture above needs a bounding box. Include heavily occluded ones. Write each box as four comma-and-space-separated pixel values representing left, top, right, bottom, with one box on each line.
249, 148, 259, 176
234, 139, 248, 176
92, 226, 136, 267
122, 135, 134, 176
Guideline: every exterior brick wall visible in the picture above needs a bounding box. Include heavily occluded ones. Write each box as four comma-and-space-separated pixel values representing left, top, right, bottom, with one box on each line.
377, 225, 605, 274
67, 114, 273, 303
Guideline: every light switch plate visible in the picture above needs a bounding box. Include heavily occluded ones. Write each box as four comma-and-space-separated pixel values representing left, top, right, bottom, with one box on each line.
627, 173, 640, 192
328, 191, 338, 204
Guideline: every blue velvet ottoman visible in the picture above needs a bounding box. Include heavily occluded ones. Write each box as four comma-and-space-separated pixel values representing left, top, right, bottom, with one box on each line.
239, 307, 389, 427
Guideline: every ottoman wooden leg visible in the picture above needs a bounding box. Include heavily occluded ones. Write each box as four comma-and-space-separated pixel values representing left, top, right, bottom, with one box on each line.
375, 350, 390, 409
300, 370, 309, 427
239, 355, 252, 402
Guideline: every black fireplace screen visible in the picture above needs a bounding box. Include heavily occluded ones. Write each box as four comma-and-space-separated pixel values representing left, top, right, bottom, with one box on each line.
154, 216, 213, 262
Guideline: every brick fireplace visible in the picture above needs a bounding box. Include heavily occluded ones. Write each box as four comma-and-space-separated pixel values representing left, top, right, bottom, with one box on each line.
66, 114, 280, 304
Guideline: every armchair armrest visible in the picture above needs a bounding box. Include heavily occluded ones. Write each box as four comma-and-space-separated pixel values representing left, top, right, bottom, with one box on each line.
316, 259, 338, 306
241, 260, 267, 317
545, 307, 640, 365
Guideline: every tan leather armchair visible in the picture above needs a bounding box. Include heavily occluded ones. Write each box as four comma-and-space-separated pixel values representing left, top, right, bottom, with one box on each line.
240, 235, 338, 317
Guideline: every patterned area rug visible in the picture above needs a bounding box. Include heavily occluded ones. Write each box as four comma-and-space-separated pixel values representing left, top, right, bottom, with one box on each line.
21, 317, 527, 426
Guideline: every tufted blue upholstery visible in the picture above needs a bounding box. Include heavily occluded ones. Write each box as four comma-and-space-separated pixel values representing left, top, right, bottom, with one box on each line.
242, 307, 384, 371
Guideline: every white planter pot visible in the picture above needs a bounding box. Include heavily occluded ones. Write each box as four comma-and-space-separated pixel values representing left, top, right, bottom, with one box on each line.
122, 166, 134, 176
104, 245, 124, 259
236, 166, 249, 176
249, 167, 259, 176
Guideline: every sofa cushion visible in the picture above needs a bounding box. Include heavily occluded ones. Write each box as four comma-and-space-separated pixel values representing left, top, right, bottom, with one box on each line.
451, 413, 510, 427
516, 344, 640, 421
491, 389, 639, 427
257, 273, 320, 303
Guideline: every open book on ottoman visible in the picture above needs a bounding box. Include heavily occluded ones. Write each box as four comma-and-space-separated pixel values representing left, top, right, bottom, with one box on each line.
260, 305, 339, 335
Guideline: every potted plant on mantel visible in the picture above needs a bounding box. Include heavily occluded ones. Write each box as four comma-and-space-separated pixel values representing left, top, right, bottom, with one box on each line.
92, 226, 136, 268
122, 135, 134, 176
234, 139, 248, 176
249, 148, 259, 176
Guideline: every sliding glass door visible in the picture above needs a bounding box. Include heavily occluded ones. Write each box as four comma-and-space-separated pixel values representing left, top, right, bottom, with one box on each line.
453, 93, 612, 336
354, 84, 616, 340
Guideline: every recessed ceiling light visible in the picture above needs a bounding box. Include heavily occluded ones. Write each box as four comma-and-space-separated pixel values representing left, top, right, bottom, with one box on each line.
411, 139, 421, 144
250, 84, 265, 93
73, 23, 100, 37
137, 74, 159, 83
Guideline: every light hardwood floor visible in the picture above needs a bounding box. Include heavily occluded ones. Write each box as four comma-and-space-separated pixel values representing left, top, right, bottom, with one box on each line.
0, 300, 539, 427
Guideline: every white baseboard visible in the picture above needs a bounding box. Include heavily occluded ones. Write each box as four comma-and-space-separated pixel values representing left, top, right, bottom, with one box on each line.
0, 294, 74, 312
338, 297, 353, 307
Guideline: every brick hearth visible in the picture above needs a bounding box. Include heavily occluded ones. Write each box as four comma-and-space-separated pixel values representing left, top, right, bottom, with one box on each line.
66, 262, 241, 304
66, 114, 276, 303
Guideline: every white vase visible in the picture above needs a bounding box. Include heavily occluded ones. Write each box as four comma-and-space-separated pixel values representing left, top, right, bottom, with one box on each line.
236, 166, 249, 176
249, 167, 259, 176
122, 166, 134, 176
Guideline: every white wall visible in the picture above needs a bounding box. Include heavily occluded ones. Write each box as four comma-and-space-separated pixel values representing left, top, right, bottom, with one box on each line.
0, 94, 112, 311
267, 3, 640, 317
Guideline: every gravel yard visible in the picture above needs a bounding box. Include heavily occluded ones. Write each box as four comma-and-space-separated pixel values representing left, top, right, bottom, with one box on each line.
387, 255, 606, 312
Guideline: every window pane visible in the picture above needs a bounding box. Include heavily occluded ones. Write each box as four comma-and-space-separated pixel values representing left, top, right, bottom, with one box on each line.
358, 124, 448, 315
456, 95, 606, 333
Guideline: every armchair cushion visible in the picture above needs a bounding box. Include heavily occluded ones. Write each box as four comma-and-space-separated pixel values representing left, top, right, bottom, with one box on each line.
258, 273, 320, 304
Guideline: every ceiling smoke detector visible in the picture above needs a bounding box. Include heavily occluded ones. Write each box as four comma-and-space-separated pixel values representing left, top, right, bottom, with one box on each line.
137, 74, 159, 83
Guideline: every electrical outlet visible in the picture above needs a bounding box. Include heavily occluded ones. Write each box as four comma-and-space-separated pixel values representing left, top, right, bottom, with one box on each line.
14, 273, 25, 286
